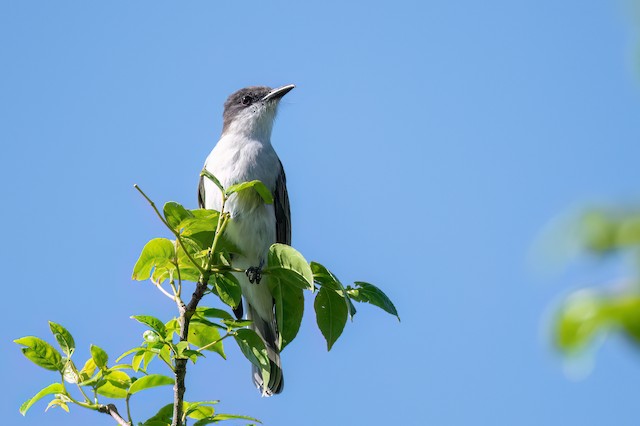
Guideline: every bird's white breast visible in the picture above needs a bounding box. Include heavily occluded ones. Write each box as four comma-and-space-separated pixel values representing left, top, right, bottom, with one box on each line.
202, 133, 279, 263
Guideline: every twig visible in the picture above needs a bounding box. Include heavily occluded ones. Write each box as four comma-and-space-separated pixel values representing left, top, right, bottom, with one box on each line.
133, 184, 205, 275
126, 395, 133, 425
98, 404, 130, 426
197, 332, 233, 353
153, 280, 176, 300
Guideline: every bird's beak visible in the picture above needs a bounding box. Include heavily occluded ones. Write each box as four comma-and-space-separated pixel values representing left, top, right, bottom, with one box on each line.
262, 84, 295, 102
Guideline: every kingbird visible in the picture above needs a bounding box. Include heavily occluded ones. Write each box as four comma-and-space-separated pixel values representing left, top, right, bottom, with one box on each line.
198, 84, 295, 396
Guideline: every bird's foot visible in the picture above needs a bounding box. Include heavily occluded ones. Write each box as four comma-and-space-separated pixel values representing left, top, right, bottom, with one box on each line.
246, 266, 262, 284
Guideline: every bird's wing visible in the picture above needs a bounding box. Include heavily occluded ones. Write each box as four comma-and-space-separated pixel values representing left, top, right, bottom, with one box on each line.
274, 160, 291, 245
197, 175, 206, 209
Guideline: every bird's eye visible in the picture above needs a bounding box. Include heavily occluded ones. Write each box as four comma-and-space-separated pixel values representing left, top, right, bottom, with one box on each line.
241, 95, 252, 105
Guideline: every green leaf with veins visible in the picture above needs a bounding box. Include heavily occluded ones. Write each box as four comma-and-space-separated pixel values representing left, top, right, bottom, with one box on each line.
128, 374, 173, 395
189, 318, 226, 358
233, 329, 270, 390
193, 413, 262, 425
48, 322, 75, 357
266, 244, 314, 290
132, 238, 176, 281
197, 307, 234, 321
163, 202, 193, 230
131, 315, 167, 337
225, 180, 274, 204
90, 344, 108, 369
314, 287, 348, 351
78, 357, 96, 381
348, 281, 399, 320
14, 336, 63, 371
19, 383, 66, 415
210, 272, 242, 308
96, 370, 130, 399
311, 262, 356, 319
268, 277, 304, 350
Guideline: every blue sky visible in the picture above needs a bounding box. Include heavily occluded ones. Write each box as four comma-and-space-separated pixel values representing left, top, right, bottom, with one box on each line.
2, 1, 640, 425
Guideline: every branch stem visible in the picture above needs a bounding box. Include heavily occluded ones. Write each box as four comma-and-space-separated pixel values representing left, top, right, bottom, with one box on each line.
172, 186, 231, 426
98, 403, 131, 426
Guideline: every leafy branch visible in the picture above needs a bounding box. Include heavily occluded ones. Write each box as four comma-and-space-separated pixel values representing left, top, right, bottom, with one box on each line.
15, 174, 398, 425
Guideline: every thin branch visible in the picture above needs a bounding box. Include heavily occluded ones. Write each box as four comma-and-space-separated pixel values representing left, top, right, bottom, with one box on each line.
153, 279, 176, 300
126, 395, 134, 425
197, 332, 233, 353
133, 184, 205, 275
98, 404, 131, 426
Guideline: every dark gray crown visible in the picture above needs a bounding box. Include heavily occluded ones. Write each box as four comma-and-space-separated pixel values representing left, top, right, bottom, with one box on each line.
222, 86, 272, 133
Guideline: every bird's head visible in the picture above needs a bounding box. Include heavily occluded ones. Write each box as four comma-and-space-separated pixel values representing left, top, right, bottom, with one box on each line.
222, 84, 295, 139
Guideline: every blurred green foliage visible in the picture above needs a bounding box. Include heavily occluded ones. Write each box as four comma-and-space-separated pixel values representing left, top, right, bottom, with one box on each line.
554, 209, 640, 355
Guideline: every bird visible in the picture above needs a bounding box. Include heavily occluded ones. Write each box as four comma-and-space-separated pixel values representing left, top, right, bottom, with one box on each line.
198, 84, 295, 396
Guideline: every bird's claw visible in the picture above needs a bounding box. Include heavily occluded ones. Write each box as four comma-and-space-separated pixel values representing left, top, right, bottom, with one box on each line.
246, 266, 262, 284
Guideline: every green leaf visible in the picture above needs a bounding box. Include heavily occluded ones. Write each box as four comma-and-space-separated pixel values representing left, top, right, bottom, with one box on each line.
77, 368, 104, 387
116, 347, 145, 363
311, 262, 356, 319
197, 307, 234, 321
78, 357, 97, 382
185, 401, 220, 420
129, 374, 173, 395
615, 215, 640, 247
314, 287, 348, 350
165, 318, 180, 339
266, 243, 314, 290
613, 297, 640, 343
180, 212, 241, 258
222, 319, 253, 329
97, 371, 131, 399
210, 273, 242, 308
132, 351, 145, 372
348, 282, 399, 320
14, 336, 63, 371
233, 329, 270, 391
555, 291, 605, 352
581, 210, 617, 253
189, 318, 225, 358
143, 402, 173, 424
90, 344, 109, 369
132, 238, 176, 281
45, 398, 70, 412
225, 180, 274, 204
131, 315, 168, 337
269, 277, 304, 350
163, 202, 194, 230
48, 322, 75, 357
142, 420, 171, 426
181, 209, 220, 237
185, 404, 214, 420
143, 349, 156, 370
19, 383, 65, 415
194, 414, 262, 425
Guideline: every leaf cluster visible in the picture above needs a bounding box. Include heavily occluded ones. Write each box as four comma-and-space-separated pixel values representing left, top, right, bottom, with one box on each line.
15, 177, 399, 425
553, 208, 640, 357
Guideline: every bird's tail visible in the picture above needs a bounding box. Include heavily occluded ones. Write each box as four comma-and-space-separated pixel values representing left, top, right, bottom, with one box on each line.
247, 304, 284, 396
